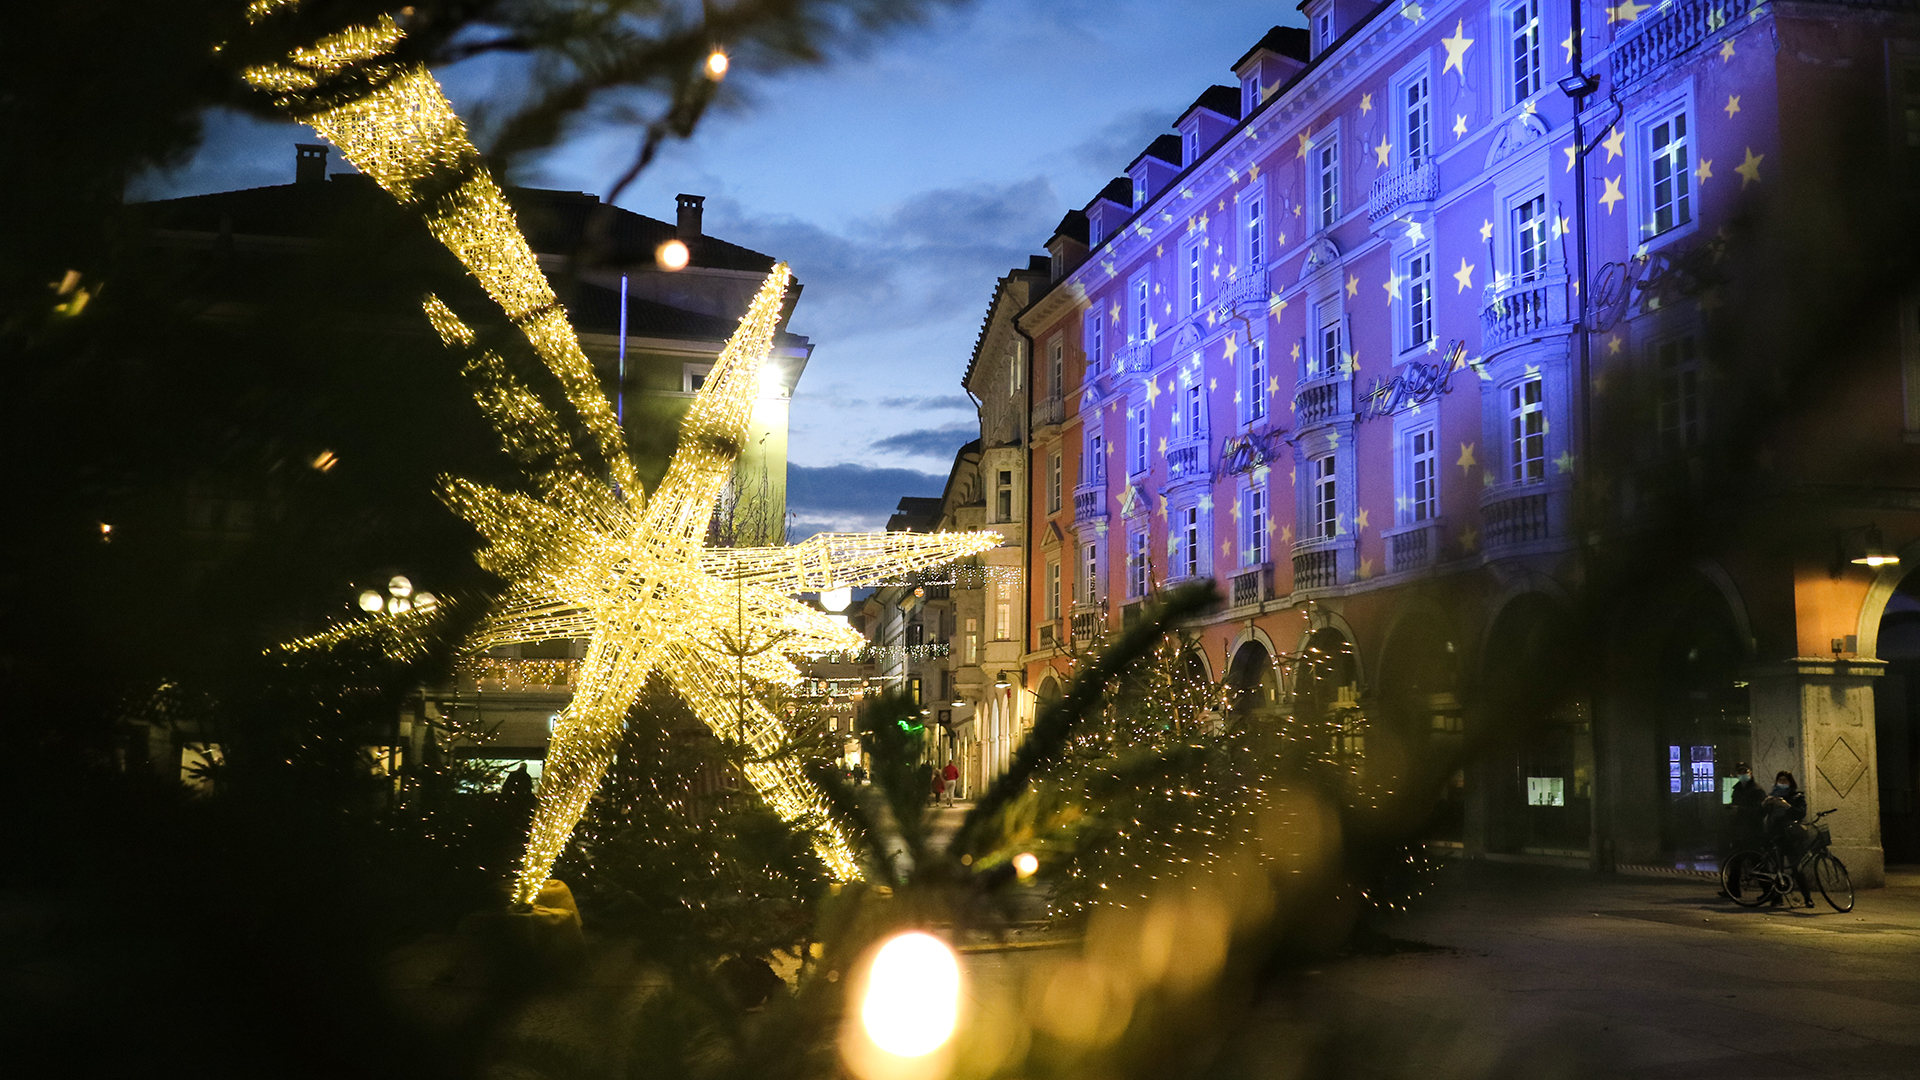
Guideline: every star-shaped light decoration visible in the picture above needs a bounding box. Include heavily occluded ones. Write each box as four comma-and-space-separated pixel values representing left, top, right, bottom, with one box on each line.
1454, 113, 1470, 138
1602, 126, 1626, 160
1441, 20, 1475, 75
1375, 135, 1394, 167
1599, 175, 1626, 213
247, 10, 997, 901
1736, 147, 1764, 187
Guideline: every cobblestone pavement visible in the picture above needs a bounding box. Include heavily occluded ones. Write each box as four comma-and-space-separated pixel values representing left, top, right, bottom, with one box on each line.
1279, 862, 1920, 1079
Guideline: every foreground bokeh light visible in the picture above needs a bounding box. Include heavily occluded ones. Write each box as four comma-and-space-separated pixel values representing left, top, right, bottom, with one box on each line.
1013, 852, 1039, 878
705, 49, 729, 79
860, 932, 961, 1057
656, 238, 690, 270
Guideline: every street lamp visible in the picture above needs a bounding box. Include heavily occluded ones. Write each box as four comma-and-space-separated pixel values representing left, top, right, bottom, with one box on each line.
358, 575, 437, 616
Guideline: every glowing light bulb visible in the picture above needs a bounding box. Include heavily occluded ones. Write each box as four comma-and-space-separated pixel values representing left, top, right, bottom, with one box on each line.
1013, 852, 1039, 878
358, 590, 385, 612
705, 49, 729, 79
860, 932, 960, 1057
413, 591, 438, 611
388, 575, 413, 598
656, 238, 690, 271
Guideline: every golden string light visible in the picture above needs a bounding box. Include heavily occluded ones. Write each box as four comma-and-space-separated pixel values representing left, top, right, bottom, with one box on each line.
250, 11, 999, 901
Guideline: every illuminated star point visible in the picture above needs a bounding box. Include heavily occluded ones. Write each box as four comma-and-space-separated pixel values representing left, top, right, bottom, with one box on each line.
1441, 20, 1475, 75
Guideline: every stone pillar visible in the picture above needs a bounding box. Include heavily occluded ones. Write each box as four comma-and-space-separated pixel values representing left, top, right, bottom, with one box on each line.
1748, 658, 1885, 887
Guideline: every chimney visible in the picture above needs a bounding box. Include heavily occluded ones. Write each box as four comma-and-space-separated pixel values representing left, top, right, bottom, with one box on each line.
676, 193, 705, 239
296, 143, 330, 185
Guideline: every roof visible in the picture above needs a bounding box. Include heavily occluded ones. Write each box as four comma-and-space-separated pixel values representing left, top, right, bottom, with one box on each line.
1179, 85, 1243, 124
1128, 134, 1185, 172
961, 261, 1053, 388
138, 174, 780, 273
1092, 177, 1134, 209
1050, 209, 1090, 246
886, 496, 945, 533
1232, 25, 1310, 71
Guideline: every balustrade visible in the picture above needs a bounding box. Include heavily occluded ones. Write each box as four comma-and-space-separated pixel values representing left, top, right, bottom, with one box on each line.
1483, 488, 1553, 549
1365, 158, 1440, 223
1481, 277, 1569, 349
1293, 378, 1347, 427
1611, 0, 1761, 89
1230, 564, 1273, 608
1073, 482, 1106, 522
1030, 395, 1064, 430
1166, 439, 1209, 481
1292, 546, 1339, 590
1387, 522, 1438, 573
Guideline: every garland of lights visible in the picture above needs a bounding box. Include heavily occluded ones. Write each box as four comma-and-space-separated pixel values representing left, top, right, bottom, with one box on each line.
248, 9, 999, 902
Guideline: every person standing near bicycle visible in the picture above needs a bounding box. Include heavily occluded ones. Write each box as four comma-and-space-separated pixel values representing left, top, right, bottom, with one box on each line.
1728, 762, 1766, 853
1762, 770, 1815, 907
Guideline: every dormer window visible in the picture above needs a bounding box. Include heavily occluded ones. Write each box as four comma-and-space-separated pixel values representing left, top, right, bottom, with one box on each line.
1090, 216, 1105, 247
1309, 1, 1334, 56
1133, 178, 1147, 206
1245, 75, 1263, 116
1185, 127, 1199, 166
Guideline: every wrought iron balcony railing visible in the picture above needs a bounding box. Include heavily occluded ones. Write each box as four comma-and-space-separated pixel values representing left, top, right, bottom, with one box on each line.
1113, 339, 1152, 376
1030, 394, 1064, 430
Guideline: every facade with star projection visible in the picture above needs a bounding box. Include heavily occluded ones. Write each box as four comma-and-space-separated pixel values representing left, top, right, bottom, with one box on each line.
1010, 3, 1920, 884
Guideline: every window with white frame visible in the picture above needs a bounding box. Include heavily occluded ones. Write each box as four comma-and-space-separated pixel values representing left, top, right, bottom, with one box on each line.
1128, 529, 1150, 597
1246, 73, 1264, 115
1178, 504, 1203, 579
1311, 454, 1339, 538
1046, 559, 1061, 621
1656, 334, 1702, 452
1185, 127, 1200, 166
1315, 129, 1341, 229
1313, 299, 1343, 378
997, 469, 1014, 521
1187, 242, 1205, 314
1008, 342, 1023, 392
1399, 69, 1433, 165
1404, 426, 1439, 522
1131, 271, 1151, 342
965, 617, 978, 664
1130, 404, 1149, 474
1090, 215, 1105, 247
1085, 305, 1105, 375
1508, 375, 1546, 483
1244, 337, 1268, 423
1048, 450, 1062, 513
682, 363, 713, 392
1514, 194, 1549, 283
1245, 193, 1266, 269
1048, 337, 1065, 399
995, 588, 1011, 640
1403, 249, 1434, 350
1088, 432, 1106, 483
1133, 177, 1147, 207
1648, 104, 1693, 238
1242, 485, 1269, 566
1506, 0, 1543, 106
1309, 1, 1333, 55
1082, 540, 1100, 603
1183, 380, 1205, 441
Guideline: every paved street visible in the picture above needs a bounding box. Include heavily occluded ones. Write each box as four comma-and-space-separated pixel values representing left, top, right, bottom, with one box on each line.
1266, 862, 1920, 1079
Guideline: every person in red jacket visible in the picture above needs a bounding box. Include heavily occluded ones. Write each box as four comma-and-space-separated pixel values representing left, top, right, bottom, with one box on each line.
942, 760, 960, 805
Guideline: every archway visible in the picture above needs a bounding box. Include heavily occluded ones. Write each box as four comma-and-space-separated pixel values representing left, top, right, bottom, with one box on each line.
1374, 605, 1463, 839
1479, 594, 1585, 856
1225, 639, 1280, 719
1874, 578, 1920, 862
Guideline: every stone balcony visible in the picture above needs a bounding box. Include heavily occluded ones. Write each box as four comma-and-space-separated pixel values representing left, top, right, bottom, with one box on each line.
1069, 601, 1107, 645
1366, 158, 1440, 224
1166, 437, 1211, 483
1481, 275, 1572, 352
1072, 480, 1107, 523
1290, 537, 1347, 592
1480, 483, 1570, 554
1611, 0, 1761, 90
1229, 563, 1275, 608
1112, 339, 1152, 377
1214, 267, 1267, 317
1384, 519, 1443, 574
1293, 375, 1351, 428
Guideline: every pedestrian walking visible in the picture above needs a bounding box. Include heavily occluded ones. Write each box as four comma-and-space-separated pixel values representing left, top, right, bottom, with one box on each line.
942, 760, 959, 805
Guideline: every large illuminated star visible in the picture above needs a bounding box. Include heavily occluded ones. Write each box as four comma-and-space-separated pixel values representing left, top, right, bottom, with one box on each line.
248, 10, 998, 901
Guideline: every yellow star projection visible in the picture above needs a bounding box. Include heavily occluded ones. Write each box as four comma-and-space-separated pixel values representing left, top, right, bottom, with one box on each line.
247, 9, 998, 902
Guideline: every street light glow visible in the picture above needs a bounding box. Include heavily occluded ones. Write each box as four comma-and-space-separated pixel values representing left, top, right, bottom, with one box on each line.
705, 49, 729, 79
859, 932, 960, 1057
656, 238, 690, 271
1013, 852, 1039, 878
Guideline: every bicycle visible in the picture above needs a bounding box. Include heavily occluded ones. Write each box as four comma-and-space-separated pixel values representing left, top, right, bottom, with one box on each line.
1722, 808, 1854, 913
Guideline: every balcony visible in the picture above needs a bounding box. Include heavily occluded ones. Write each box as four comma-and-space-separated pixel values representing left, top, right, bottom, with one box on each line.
1113, 340, 1151, 376
1385, 520, 1441, 574
1611, 0, 1760, 90
1293, 377, 1350, 428
1230, 563, 1274, 608
1038, 622, 1057, 647
1214, 268, 1266, 317
1166, 438, 1210, 482
1030, 395, 1065, 431
1073, 480, 1107, 523
1482, 486, 1558, 551
1291, 544, 1341, 591
1366, 158, 1440, 224
1070, 603, 1106, 645
1481, 276, 1571, 351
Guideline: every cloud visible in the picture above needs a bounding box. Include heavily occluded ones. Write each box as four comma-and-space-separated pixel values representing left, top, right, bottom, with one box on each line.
1066, 107, 1176, 175
869, 423, 977, 459
878, 394, 973, 411
786, 462, 946, 532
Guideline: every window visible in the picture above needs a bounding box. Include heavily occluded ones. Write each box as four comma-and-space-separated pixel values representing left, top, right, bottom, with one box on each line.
1246, 73, 1264, 115
997, 469, 1013, 521
1088, 432, 1106, 483
1656, 335, 1701, 452
1083, 540, 1100, 603
1133, 178, 1147, 207
1406, 426, 1439, 522
1183, 381, 1205, 440
1185, 127, 1200, 166
1187, 243, 1204, 314
1648, 106, 1693, 237
1178, 505, 1203, 579
1314, 300, 1343, 377
1131, 272, 1151, 342
682, 363, 713, 392
1514, 194, 1548, 283
1046, 560, 1061, 621
1131, 405, 1149, 475
965, 617, 978, 664
1245, 338, 1268, 423
1085, 305, 1104, 373
1507, 0, 1542, 105
1048, 451, 1062, 513
1090, 215, 1105, 247
995, 592, 1011, 640
1400, 71, 1432, 165
1243, 485, 1269, 566
1309, 1, 1333, 54
1315, 132, 1341, 229
1311, 455, 1338, 538
1404, 249, 1434, 349
1508, 376, 1546, 483
1128, 530, 1150, 597
1009, 342, 1023, 392
1246, 195, 1265, 268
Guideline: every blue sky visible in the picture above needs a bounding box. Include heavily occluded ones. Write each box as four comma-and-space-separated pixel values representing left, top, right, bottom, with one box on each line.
134, 1, 1299, 534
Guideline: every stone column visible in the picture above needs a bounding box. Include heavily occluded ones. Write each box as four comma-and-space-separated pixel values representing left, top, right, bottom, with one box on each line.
1748, 658, 1885, 887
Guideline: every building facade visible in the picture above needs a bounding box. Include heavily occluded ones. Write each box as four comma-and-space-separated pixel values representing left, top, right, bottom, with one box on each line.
1016, 4, 1920, 884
